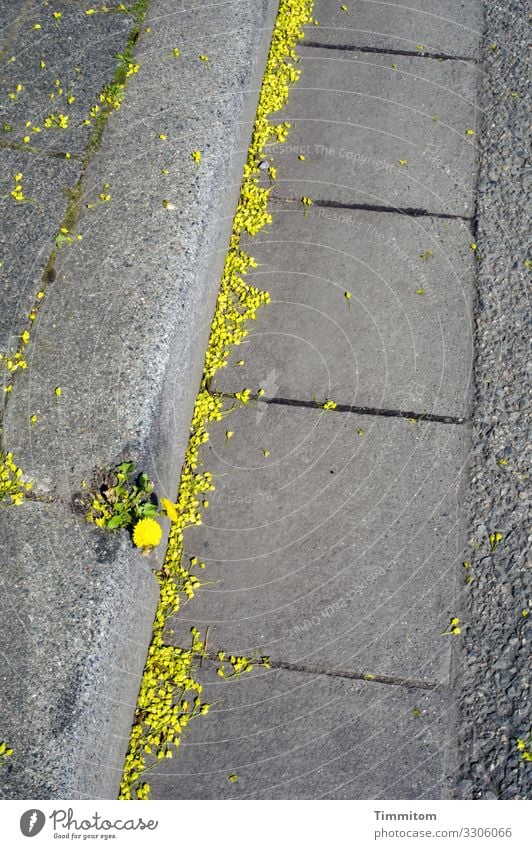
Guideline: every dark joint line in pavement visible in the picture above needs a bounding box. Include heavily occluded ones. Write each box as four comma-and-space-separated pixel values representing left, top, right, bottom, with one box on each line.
201, 653, 438, 690
311, 199, 474, 223
272, 659, 439, 690
238, 395, 466, 426
302, 41, 478, 64
0, 140, 81, 160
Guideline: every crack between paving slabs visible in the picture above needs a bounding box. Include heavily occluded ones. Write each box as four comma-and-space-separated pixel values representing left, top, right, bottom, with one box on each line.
0, 140, 83, 160
227, 394, 467, 426
202, 655, 441, 691
302, 42, 479, 64
272, 195, 475, 225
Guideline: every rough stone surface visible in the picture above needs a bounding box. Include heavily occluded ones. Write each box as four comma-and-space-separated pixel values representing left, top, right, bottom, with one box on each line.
168, 403, 464, 683
4, 0, 278, 509
270, 48, 480, 216
455, 0, 531, 801
306, 0, 484, 59
0, 2, 134, 153
0, 501, 160, 799
148, 662, 455, 800
215, 204, 476, 417
0, 149, 81, 353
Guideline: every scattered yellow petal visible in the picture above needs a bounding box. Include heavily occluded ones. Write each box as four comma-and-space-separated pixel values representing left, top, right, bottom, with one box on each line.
160, 497, 178, 522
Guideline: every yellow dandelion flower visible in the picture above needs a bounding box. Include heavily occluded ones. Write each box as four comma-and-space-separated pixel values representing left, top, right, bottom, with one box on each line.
133, 517, 162, 550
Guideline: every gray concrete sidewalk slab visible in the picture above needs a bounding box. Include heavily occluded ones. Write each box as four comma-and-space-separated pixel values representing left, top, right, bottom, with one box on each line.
0, 149, 81, 353
268, 49, 479, 215
0, 500, 159, 799
168, 403, 464, 682
214, 205, 475, 418
306, 0, 483, 59
148, 661, 454, 799
0, 3, 134, 153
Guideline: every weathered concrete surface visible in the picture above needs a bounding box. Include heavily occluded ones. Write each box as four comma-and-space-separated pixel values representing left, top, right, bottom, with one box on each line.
0, 501, 160, 799
0, 149, 81, 353
215, 205, 476, 417
1, 0, 279, 799
4, 0, 278, 508
150, 0, 481, 802
306, 0, 484, 59
148, 661, 455, 799
0, 3, 134, 153
270, 49, 480, 215
0, 2, 30, 55
168, 403, 464, 682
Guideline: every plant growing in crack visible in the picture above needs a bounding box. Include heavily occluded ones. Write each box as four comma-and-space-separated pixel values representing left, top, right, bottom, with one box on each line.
84, 461, 170, 553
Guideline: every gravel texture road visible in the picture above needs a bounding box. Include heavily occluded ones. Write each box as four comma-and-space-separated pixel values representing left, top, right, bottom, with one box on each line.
456, 0, 531, 800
